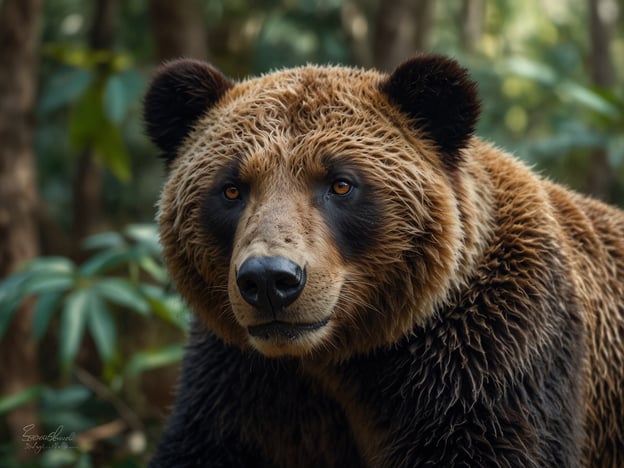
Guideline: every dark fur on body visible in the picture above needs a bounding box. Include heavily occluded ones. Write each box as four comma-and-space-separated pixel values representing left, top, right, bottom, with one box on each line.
150, 170, 585, 467
145, 55, 624, 467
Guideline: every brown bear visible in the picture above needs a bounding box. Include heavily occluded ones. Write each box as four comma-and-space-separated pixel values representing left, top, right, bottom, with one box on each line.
144, 55, 624, 467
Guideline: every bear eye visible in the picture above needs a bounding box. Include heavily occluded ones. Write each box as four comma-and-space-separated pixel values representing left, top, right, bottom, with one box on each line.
223, 184, 241, 200
331, 179, 353, 196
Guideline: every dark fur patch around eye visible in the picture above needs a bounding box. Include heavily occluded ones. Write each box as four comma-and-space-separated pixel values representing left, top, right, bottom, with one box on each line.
315, 157, 384, 261
200, 161, 247, 255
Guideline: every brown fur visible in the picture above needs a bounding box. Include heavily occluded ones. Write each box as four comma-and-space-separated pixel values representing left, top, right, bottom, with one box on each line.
148, 57, 624, 467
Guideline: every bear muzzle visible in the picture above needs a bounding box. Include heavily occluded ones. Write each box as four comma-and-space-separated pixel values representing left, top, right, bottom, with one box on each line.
236, 256, 329, 343
236, 256, 306, 312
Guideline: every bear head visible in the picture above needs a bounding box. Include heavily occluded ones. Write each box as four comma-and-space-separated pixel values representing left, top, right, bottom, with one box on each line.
144, 55, 482, 360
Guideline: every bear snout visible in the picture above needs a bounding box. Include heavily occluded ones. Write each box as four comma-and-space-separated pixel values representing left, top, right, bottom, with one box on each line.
236, 256, 307, 318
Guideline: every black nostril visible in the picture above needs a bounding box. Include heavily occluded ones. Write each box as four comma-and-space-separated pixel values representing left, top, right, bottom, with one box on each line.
236, 256, 306, 313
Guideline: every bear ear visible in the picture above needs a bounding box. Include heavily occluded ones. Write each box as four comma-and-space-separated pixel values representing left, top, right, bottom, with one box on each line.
379, 54, 480, 166
143, 59, 234, 164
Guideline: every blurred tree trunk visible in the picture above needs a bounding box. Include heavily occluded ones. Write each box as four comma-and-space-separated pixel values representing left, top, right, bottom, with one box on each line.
460, 0, 485, 52
0, 0, 42, 458
587, 0, 616, 201
144, 0, 208, 414
72, 0, 117, 247
373, 0, 433, 72
149, 0, 208, 61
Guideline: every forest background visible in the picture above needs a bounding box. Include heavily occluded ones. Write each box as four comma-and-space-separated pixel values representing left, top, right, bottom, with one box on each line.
0, 0, 623, 466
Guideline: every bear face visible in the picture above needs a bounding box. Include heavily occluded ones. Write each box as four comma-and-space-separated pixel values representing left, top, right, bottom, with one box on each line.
145, 56, 486, 360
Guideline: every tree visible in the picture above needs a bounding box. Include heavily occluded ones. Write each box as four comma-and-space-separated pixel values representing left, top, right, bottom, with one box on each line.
149, 0, 208, 61
72, 0, 118, 245
0, 0, 43, 457
587, 0, 617, 200
373, 0, 433, 72
460, 0, 486, 53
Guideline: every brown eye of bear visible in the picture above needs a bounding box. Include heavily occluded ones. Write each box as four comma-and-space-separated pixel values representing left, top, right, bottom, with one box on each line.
331, 180, 352, 196
223, 184, 241, 200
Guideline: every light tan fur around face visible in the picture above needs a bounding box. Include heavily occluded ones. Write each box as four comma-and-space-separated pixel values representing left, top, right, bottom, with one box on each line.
158, 66, 493, 360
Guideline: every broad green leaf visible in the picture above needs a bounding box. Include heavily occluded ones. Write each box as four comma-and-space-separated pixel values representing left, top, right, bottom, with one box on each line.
22, 274, 75, 296
503, 57, 557, 86
103, 70, 144, 124
104, 75, 128, 124
86, 297, 116, 363
79, 248, 133, 277
75, 452, 93, 468
125, 344, 185, 377
93, 121, 132, 182
23, 256, 75, 274
141, 288, 190, 331
41, 384, 91, 409
0, 385, 42, 414
38, 67, 94, 114
34, 291, 65, 341
68, 82, 105, 151
94, 278, 150, 314
0, 270, 30, 299
82, 231, 126, 250
558, 82, 619, 118
43, 43, 98, 68
138, 256, 168, 283
40, 449, 81, 467
125, 223, 159, 246
59, 290, 91, 371
0, 271, 30, 340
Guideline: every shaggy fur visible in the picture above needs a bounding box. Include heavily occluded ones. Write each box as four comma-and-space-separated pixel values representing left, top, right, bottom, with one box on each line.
144, 55, 624, 467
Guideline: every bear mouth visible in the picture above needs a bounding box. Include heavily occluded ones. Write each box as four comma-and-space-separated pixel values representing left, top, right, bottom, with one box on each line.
247, 319, 329, 341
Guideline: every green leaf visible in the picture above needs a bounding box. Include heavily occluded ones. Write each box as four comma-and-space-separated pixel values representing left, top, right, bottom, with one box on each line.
0, 270, 29, 299
75, 452, 93, 468
40, 449, 81, 467
82, 231, 126, 250
0, 272, 30, 341
34, 292, 65, 341
22, 274, 75, 296
23, 256, 76, 274
558, 82, 619, 118
39, 408, 94, 433
0, 386, 42, 414
103, 70, 144, 125
69, 82, 105, 151
87, 296, 116, 364
38, 67, 94, 114
79, 248, 132, 277
93, 121, 132, 182
59, 290, 91, 371
94, 278, 150, 314
138, 255, 168, 283
125, 223, 160, 247
41, 384, 91, 409
141, 284, 190, 330
125, 344, 185, 377
503, 57, 557, 86
104, 75, 128, 124
43, 43, 98, 69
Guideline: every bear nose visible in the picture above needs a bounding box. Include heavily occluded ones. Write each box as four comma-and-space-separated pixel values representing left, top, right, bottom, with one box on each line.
236, 256, 306, 313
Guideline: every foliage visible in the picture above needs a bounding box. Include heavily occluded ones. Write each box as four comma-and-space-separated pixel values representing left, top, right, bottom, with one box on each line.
0, 224, 187, 371
39, 45, 144, 183
0, 225, 188, 467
